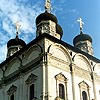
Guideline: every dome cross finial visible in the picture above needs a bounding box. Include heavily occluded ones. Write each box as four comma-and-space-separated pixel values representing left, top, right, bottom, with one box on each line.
45, 0, 51, 13
77, 17, 84, 33
15, 21, 21, 37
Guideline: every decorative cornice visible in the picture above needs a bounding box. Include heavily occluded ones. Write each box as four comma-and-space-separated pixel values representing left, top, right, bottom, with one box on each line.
74, 65, 91, 81
48, 54, 70, 72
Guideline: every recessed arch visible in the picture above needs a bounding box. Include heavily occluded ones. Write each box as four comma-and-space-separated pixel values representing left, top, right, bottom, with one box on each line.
72, 53, 92, 72
5, 57, 20, 76
48, 43, 72, 63
93, 63, 100, 76
23, 44, 42, 64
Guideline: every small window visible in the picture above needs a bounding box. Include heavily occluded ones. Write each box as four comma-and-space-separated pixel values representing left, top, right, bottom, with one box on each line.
30, 84, 34, 100
82, 91, 87, 100
10, 94, 14, 100
59, 84, 65, 99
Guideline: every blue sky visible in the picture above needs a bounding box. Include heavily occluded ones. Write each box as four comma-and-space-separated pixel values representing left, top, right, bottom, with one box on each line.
0, 0, 100, 62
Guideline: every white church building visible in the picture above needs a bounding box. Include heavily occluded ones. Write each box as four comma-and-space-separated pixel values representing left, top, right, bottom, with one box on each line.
0, 1, 100, 100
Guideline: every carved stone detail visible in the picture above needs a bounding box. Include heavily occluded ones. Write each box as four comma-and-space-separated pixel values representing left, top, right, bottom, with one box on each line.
36, 20, 57, 38
42, 23, 50, 33
49, 57, 70, 72
74, 66, 91, 81
78, 80, 90, 100
36, 21, 50, 36
7, 84, 17, 95
26, 73, 37, 85
55, 73, 67, 82
79, 80, 90, 90
50, 21, 56, 34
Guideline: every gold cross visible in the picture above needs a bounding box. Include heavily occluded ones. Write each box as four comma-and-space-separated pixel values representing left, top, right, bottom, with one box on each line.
77, 17, 84, 31
15, 21, 21, 33
45, 0, 51, 13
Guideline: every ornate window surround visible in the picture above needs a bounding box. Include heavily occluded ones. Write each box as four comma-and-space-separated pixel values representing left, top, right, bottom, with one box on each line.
78, 80, 90, 100
7, 84, 17, 100
55, 73, 68, 100
25, 73, 37, 100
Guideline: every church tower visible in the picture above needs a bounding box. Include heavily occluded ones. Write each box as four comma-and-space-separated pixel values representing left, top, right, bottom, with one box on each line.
73, 18, 93, 55
7, 22, 26, 58
36, 0, 63, 40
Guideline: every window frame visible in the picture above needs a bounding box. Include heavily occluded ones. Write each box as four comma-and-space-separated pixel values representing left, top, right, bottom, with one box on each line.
26, 73, 37, 100
7, 84, 17, 100
79, 80, 90, 100
55, 73, 68, 100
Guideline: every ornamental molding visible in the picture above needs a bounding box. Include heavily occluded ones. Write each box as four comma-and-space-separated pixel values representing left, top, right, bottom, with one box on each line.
55, 73, 67, 82
49, 57, 70, 72
7, 84, 17, 95
74, 66, 91, 81
79, 80, 90, 90
26, 73, 37, 85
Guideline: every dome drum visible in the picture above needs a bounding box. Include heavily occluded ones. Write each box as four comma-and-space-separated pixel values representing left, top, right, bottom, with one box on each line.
7, 36, 26, 58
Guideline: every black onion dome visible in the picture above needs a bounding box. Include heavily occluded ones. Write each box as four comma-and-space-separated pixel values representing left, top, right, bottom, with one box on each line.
7, 37, 26, 48
73, 32, 92, 46
36, 12, 58, 25
56, 24, 63, 38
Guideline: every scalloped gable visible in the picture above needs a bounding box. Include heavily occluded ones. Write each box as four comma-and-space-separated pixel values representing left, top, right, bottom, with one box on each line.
5, 57, 21, 76
23, 44, 42, 65
73, 53, 92, 72
48, 43, 71, 63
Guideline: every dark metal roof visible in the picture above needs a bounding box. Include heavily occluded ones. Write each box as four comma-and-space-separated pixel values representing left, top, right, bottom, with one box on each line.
7, 37, 26, 48
73, 32, 92, 46
36, 12, 58, 25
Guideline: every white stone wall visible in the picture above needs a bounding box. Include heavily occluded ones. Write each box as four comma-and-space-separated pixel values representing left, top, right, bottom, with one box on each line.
0, 36, 100, 100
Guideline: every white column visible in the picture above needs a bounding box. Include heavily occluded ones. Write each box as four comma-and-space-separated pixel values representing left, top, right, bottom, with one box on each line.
91, 73, 97, 100
70, 63, 76, 100
41, 62, 46, 100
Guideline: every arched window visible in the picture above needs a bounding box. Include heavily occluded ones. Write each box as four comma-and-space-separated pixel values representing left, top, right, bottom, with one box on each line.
26, 73, 37, 100
10, 94, 14, 100
82, 91, 87, 100
79, 81, 90, 100
55, 73, 68, 100
7, 85, 17, 100
30, 84, 34, 100
59, 84, 65, 99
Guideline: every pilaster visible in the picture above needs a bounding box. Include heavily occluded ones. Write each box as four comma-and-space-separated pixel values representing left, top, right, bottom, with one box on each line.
91, 72, 97, 100
70, 63, 76, 100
